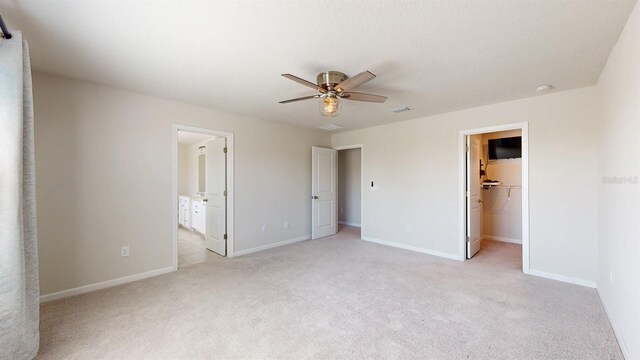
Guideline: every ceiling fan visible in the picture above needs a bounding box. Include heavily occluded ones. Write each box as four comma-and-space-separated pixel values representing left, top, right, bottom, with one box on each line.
279, 70, 387, 117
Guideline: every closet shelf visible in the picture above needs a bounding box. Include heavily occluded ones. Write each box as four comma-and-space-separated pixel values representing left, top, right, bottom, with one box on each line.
481, 183, 521, 200
482, 184, 521, 189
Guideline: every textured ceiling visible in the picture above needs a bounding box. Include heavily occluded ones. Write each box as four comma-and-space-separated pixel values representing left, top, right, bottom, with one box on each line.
1, 0, 636, 132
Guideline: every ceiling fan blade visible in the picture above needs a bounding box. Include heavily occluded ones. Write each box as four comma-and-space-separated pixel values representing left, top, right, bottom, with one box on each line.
340, 92, 387, 103
279, 95, 321, 104
281, 74, 326, 93
335, 71, 376, 92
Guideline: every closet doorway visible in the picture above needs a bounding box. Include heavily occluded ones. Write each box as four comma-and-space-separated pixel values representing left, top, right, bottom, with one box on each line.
310, 145, 363, 239
337, 146, 362, 236
459, 123, 529, 273
173, 125, 235, 269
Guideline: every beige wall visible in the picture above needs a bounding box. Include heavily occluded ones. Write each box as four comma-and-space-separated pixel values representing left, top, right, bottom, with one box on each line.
481, 130, 522, 243
332, 86, 600, 283
34, 72, 331, 296
177, 143, 189, 195
338, 148, 361, 226
596, 2, 640, 359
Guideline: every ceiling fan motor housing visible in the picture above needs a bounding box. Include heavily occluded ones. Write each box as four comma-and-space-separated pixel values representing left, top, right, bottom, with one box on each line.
317, 71, 347, 91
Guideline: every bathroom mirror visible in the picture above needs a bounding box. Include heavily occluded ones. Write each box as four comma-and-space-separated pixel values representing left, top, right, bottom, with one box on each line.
198, 153, 206, 195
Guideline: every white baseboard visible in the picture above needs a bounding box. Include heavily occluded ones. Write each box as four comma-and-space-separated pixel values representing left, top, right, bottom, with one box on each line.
481, 235, 521, 244
338, 221, 361, 227
234, 235, 311, 256
40, 266, 175, 303
361, 235, 461, 261
596, 288, 629, 359
526, 269, 596, 288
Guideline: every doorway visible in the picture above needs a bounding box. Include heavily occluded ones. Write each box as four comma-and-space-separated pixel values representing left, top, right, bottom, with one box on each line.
173, 125, 235, 269
460, 123, 529, 273
311, 145, 363, 239
338, 148, 362, 235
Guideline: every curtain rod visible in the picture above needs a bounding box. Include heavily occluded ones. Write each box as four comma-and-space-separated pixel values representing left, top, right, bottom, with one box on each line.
0, 14, 12, 40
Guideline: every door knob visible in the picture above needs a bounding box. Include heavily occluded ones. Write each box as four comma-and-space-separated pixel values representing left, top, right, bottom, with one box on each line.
478, 199, 484, 203
312, 196, 318, 199
203, 198, 208, 202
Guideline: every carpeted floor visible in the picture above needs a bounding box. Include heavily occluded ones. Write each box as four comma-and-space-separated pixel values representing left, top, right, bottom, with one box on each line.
37, 226, 622, 359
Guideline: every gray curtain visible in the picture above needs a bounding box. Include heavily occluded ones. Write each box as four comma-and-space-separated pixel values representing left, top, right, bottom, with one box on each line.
0, 31, 39, 360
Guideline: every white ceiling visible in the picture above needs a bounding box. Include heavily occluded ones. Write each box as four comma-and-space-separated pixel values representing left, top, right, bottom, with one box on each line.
177, 131, 215, 145
1, 0, 636, 132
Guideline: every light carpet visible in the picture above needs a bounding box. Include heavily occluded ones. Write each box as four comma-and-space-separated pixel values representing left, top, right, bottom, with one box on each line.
37, 226, 621, 359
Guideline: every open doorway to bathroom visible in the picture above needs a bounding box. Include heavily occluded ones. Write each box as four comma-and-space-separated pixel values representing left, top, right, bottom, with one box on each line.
174, 126, 235, 268
461, 123, 529, 273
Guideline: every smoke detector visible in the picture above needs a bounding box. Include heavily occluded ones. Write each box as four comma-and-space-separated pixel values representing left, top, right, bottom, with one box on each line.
536, 84, 553, 92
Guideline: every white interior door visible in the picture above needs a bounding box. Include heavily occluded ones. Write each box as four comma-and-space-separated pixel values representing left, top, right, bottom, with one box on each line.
312, 147, 337, 239
467, 135, 482, 258
205, 137, 227, 256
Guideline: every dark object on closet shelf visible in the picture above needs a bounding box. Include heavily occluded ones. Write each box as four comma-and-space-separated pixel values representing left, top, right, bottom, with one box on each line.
0, 14, 12, 40
489, 136, 521, 160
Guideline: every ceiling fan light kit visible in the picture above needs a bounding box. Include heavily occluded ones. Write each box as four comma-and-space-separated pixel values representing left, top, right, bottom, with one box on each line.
280, 70, 388, 117
319, 93, 341, 117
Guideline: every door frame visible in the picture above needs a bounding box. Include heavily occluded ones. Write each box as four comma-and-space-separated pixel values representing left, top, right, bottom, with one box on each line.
333, 144, 364, 237
172, 124, 235, 270
458, 122, 529, 273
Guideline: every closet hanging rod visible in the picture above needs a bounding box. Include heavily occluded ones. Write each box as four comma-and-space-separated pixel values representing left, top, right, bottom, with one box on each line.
0, 14, 12, 39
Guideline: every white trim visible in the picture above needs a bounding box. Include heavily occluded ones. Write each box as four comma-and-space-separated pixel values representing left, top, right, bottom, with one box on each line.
597, 289, 630, 359
481, 235, 522, 244
362, 236, 460, 261
234, 235, 311, 256
338, 221, 361, 227
40, 266, 175, 303
333, 144, 364, 151
172, 125, 235, 267
459, 122, 530, 272
527, 269, 596, 288
333, 144, 364, 238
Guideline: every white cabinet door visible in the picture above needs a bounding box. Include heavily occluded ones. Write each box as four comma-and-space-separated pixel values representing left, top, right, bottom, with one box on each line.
192, 201, 203, 233
183, 201, 191, 229
178, 197, 190, 227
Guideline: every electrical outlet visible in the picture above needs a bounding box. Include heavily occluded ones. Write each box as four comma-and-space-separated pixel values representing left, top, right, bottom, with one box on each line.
262, 225, 267, 233
609, 272, 613, 285
121, 246, 130, 257
406, 224, 412, 233
284, 221, 289, 229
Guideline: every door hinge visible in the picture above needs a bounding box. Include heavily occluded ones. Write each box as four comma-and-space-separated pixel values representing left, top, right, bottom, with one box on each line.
223, 147, 227, 153
466, 235, 470, 243
224, 234, 227, 240
466, 190, 469, 197
223, 190, 227, 197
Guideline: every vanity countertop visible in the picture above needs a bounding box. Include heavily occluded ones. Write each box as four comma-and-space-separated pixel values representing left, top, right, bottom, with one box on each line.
179, 195, 206, 200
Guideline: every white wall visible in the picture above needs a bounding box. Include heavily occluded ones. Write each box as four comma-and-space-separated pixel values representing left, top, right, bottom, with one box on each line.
34, 72, 331, 296
338, 148, 361, 227
596, 2, 640, 358
332, 86, 600, 284
177, 143, 189, 195
481, 130, 522, 243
